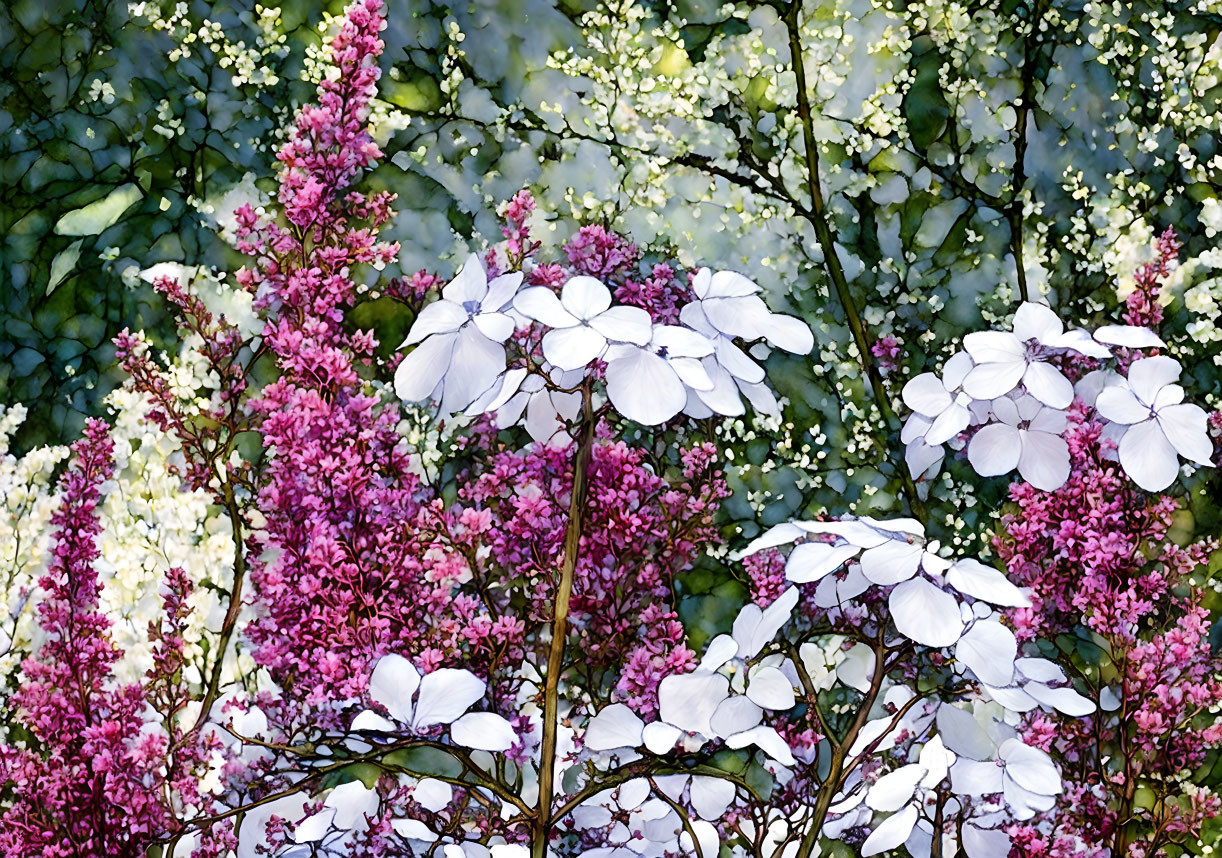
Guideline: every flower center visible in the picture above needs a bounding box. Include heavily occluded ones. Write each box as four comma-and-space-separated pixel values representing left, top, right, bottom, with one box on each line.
462, 299, 482, 314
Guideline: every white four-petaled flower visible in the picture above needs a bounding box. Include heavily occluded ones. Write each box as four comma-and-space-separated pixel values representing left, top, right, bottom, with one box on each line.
967, 394, 1070, 491
394, 253, 523, 415
1095, 355, 1215, 491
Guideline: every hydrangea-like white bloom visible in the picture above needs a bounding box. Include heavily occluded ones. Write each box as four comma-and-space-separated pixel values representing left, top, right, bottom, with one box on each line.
603, 325, 715, 425
1095, 355, 1215, 491
967, 394, 1070, 491
352, 654, 518, 752
961, 303, 1103, 408
902, 351, 976, 445
679, 268, 814, 419
394, 253, 524, 415
466, 366, 583, 445
513, 275, 652, 369
586, 589, 800, 767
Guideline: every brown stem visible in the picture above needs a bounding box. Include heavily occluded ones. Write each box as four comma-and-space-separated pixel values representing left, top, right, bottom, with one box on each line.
794, 636, 890, 858
783, 1, 927, 524
190, 477, 246, 734
532, 383, 596, 858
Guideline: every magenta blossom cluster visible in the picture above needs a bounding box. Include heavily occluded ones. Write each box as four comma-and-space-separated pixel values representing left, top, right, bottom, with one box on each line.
0, 421, 194, 855
997, 385, 1222, 854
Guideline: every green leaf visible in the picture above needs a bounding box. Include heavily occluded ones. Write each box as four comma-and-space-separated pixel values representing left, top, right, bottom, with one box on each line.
54, 183, 142, 236
46, 240, 83, 295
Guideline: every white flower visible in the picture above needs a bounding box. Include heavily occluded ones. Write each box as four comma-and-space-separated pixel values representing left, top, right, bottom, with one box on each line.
295, 780, 380, 843
967, 395, 1071, 491
513, 275, 652, 369
678, 268, 814, 419
901, 351, 976, 445
686, 268, 814, 354
394, 253, 523, 415
352, 654, 518, 752
466, 366, 583, 445
603, 325, 715, 424
1095, 356, 1215, 491
601, 589, 799, 767
961, 303, 1082, 408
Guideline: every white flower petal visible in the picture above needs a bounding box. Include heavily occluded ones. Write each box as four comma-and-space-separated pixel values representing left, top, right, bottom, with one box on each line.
732, 586, 798, 659
294, 807, 336, 843
326, 780, 379, 830
936, 704, 996, 761
1016, 431, 1071, 492
658, 671, 730, 736
943, 351, 975, 389
369, 654, 421, 724
862, 805, 919, 856
963, 330, 1024, 364
709, 696, 764, 738
605, 348, 687, 425
413, 778, 453, 813
442, 253, 488, 304
513, 286, 579, 328
560, 276, 612, 319
836, 643, 876, 692
967, 424, 1021, 477
404, 300, 469, 345
708, 269, 762, 298
745, 666, 796, 710
867, 765, 925, 812
584, 704, 645, 751
962, 825, 1012, 858
1157, 403, 1214, 466
392, 818, 440, 842
472, 312, 515, 342
758, 313, 814, 354
689, 777, 737, 820
351, 710, 397, 733
412, 669, 486, 728
394, 333, 456, 404
1118, 419, 1180, 491
1128, 355, 1182, 405
542, 325, 607, 370
962, 360, 1026, 401
438, 327, 507, 416
889, 578, 964, 648
652, 325, 715, 358
589, 306, 653, 345
1000, 739, 1061, 796
955, 621, 1017, 687
905, 439, 944, 480
482, 271, 523, 311
642, 721, 683, 754
902, 373, 952, 417
1094, 324, 1166, 349
785, 541, 860, 583
1012, 302, 1063, 343
925, 402, 971, 445
1021, 362, 1074, 409
1024, 683, 1096, 716
950, 759, 1005, 795
723, 725, 796, 767
670, 357, 715, 391
695, 361, 747, 416
451, 712, 519, 751
945, 559, 1030, 607
1096, 385, 1150, 425
859, 539, 924, 586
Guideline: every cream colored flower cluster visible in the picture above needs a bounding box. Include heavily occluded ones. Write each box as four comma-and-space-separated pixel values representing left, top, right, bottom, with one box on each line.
0, 405, 70, 714
0, 334, 244, 713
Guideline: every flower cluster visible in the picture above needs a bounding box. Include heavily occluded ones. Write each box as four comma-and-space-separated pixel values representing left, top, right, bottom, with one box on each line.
902, 300, 1215, 492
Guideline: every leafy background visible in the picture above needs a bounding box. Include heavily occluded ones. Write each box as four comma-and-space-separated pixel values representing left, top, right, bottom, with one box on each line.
4, 0, 1222, 599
